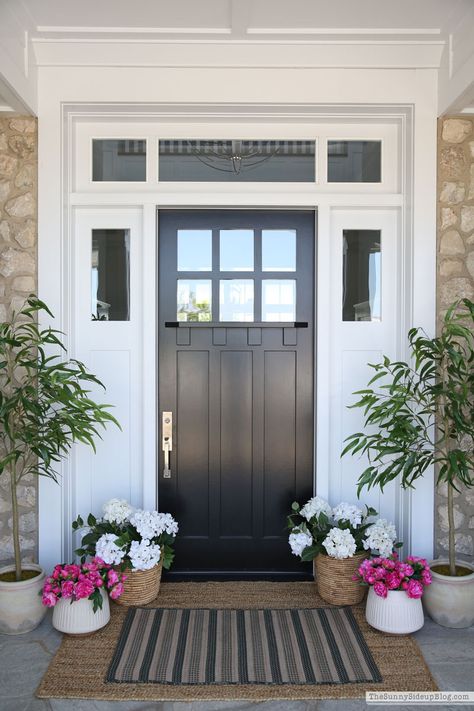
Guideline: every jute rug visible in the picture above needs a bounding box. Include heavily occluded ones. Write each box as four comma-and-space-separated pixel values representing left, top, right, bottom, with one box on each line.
36, 582, 437, 701
107, 607, 381, 685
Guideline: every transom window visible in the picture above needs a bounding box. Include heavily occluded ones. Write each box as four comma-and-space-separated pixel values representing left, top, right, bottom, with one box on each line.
159, 140, 316, 182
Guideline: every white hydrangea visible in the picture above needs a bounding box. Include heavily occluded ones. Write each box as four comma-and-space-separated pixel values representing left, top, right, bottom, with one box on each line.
95, 533, 125, 565
129, 539, 162, 571
289, 526, 313, 557
102, 498, 134, 525
300, 496, 332, 522
332, 502, 363, 527
363, 518, 397, 557
129, 510, 179, 539
322, 527, 357, 559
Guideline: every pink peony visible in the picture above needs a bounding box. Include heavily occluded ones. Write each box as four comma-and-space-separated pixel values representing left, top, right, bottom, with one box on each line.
383, 559, 395, 570
421, 570, 432, 586
109, 583, 124, 600
42, 591, 58, 607
61, 580, 75, 598
107, 569, 119, 587
407, 579, 424, 599
75, 579, 95, 600
401, 580, 409, 590
373, 567, 386, 580
373, 581, 388, 598
385, 572, 402, 590
63, 564, 81, 578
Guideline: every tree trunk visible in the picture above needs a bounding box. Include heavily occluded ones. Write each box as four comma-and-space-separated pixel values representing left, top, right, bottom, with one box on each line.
447, 484, 456, 576
9, 467, 22, 582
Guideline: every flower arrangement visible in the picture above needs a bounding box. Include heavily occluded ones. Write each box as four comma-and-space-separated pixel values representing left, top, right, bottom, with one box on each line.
73, 498, 179, 572
41, 558, 126, 611
288, 496, 399, 561
354, 553, 432, 599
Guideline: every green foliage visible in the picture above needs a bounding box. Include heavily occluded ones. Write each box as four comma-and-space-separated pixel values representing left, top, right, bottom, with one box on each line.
0, 295, 119, 579
342, 299, 474, 573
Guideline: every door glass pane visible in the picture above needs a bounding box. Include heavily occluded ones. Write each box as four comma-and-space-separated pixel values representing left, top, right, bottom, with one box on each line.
177, 229, 212, 271
219, 280, 254, 321
328, 141, 381, 183
177, 280, 212, 321
91, 229, 130, 321
159, 140, 315, 182
262, 229, 296, 271
92, 140, 146, 181
343, 230, 381, 321
220, 229, 254, 271
262, 280, 296, 321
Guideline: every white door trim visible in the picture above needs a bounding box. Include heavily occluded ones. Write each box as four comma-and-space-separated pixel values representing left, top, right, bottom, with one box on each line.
38, 102, 435, 572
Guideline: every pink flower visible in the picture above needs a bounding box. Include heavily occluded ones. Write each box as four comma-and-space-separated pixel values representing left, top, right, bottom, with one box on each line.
421, 570, 432, 586
367, 575, 376, 585
61, 580, 75, 598
401, 580, 409, 590
91, 556, 106, 568
52, 567, 62, 580
42, 591, 58, 607
75, 579, 95, 600
373, 582, 388, 598
107, 569, 119, 587
407, 579, 424, 599
109, 583, 124, 600
373, 567, 386, 581
385, 572, 402, 590
384, 559, 395, 570
63, 564, 81, 578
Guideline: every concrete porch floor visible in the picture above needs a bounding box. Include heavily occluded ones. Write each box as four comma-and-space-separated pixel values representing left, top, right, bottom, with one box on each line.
0, 611, 472, 711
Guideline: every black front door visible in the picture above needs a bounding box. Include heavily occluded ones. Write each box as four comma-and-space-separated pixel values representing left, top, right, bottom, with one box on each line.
159, 210, 315, 578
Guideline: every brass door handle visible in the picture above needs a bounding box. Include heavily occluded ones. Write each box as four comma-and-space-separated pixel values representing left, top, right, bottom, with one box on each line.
162, 412, 172, 479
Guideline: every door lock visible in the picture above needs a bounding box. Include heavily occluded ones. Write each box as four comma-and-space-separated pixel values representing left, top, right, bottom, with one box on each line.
162, 411, 173, 479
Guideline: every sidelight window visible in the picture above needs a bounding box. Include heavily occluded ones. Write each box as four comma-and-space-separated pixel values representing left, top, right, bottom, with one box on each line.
342, 229, 381, 321
91, 229, 130, 321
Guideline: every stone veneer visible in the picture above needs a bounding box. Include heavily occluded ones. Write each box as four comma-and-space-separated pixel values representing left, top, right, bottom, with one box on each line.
436, 116, 474, 561
0, 116, 37, 566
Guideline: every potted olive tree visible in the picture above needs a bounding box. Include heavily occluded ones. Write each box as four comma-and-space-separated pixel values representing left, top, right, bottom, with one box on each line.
343, 299, 474, 628
0, 296, 118, 634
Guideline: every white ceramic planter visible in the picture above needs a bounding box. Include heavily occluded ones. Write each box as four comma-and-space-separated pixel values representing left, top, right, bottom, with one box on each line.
52, 587, 110, 635
0, 563, 47, 635
365, 587, 424, 634
423, 559, 474, 629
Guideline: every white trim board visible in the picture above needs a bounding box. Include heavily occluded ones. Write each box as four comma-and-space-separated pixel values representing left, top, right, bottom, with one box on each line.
38, 101, 435, 572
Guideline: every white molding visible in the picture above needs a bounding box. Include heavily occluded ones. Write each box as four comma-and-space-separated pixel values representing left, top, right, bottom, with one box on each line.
32, 39, 444, 70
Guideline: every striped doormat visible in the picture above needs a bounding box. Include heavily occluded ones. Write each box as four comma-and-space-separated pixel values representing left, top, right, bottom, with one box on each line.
107, 607, 381, 685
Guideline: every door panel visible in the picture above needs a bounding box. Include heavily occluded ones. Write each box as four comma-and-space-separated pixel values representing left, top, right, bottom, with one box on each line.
158, 210, 315, 577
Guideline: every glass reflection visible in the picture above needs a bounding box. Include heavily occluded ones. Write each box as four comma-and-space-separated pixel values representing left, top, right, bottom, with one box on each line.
220, 229, 254, 271
177, 230, 212, 271
342, 230, 381, 321
328, 141, 381, 183
262, 230, 296, 271
219, 280, 254, 321
92, 139, 146, 182
262, 280, 296, 321
91, 229, 130, 321
177, 280, 212, 321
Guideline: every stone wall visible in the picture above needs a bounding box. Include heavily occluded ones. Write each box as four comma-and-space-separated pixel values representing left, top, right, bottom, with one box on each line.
436, 116, 474, 561
0, 116, 37, 566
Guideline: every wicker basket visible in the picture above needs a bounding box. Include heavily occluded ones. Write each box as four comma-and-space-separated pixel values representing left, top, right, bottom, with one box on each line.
114, 562, 162, 607
314, 551, 368, 605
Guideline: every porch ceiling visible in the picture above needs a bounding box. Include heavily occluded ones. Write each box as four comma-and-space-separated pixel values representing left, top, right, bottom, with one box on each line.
20, 0, 473, 40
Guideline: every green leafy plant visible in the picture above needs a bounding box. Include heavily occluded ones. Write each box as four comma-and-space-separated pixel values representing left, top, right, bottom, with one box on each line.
0, 296, 119, 581
342, 299, 474, 576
